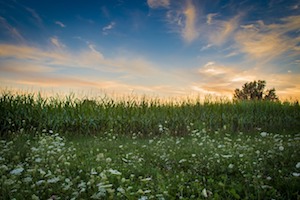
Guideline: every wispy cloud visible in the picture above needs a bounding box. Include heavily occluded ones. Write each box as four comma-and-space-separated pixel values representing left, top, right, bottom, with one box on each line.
55, 21, 66, 28
147, 0, 170, 9
0, 16, 25, 42
201, 43, 213, 51
207, 14, 241, 46
181, 0, 199, 43
235, 15, 300, 61
50, 37, 65, 50
154, 0, 199, 43
25, 7, 43, 28
102, 22, 115, 35
206, 13, 218, 25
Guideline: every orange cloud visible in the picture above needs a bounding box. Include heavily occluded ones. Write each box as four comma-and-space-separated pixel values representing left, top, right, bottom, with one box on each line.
182, 0, 198, 42
235, 15, 300, 61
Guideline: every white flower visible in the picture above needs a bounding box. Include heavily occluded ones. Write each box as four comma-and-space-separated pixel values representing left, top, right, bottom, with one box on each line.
141, 177, 152, 182
292, 172, 300, 177
108, 169, 122, 175
228, 164, 234, 169
279, 146, 284, 151
47, 177, 60, 183
296, 162, 300, 168
36, 180, 45, 185
106, 157, 112, 163
96, 153, 104, 161
260, 132, 267, 137
138, 196, 148, 200
202, 188, 208, 198
221, 154, 233, 158
23, 177, 33, 183
91, 168, 98, 175
10, 167, 24, 175
117, 187, 125, 194
91, 190, 106, 199
0, 164, 8, 171
158, 124, 163, 132
179, 159, 187, 163
31, 194, 39, 200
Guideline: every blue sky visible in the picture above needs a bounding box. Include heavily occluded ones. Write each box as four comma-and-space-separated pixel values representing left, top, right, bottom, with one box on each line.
0, 0, 300, 99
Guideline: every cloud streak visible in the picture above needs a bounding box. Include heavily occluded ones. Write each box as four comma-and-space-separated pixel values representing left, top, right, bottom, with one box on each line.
235, 15, 300, 61
50, 37, 66, 50
55, 21, 66, 28
0, 16, 25, 42
147, 0, 170, 9
181, 0, 198, 43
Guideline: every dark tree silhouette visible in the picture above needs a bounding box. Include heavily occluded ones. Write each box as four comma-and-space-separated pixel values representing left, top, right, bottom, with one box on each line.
234, 80, 278, 101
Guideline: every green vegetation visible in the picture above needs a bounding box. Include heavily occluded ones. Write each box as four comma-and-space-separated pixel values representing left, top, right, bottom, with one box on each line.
234, 80, 278, 101
0, 91, 300, 199
1, 92, 299, 136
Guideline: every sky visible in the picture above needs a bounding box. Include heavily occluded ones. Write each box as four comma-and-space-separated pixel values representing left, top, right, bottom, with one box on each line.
0, 0, 300, 100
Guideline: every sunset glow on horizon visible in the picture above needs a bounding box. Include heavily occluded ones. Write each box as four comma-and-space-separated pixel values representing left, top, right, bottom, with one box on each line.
0, 0, 300, 100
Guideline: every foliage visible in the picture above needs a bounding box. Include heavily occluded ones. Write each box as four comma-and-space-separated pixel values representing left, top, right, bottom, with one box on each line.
1, 91, 299, 136
0, 131, 299, 199
233, 80, 279, 101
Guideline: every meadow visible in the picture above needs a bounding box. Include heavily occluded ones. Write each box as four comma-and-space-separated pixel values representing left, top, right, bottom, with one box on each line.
0, 92, 300, 199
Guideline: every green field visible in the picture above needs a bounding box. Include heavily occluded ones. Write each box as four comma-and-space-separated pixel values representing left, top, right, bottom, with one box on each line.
0, 92, 300, 199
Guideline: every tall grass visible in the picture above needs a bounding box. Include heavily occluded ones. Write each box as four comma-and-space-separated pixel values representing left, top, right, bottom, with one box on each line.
1, 91, 299, 136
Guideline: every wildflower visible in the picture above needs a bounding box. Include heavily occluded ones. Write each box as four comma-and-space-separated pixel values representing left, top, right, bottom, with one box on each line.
23, 176, 33, 183
137, 189, 144, 194
279, 146, 284, 151
292, 172, 300, 177
179, 159, 187, 163
296, 162, 300, 168
78, 181, 87, 188
96, 153, 104, 161
158, 124, 163, 132
221, 154, 233, 158
202, 188, 208, 198
10, 167, 24, 175
91, 190, 106, 199
4, 179, 14, 185
228, 164, 234, 169
36, 180, 45, 185
47, 177, 60, 183
117, 187, 125, 194
31, 194, 39, 200
97, 183, 113, 189
141, 177, 152, 182
0, 164, 8, 171
106, 157, 112, 163
89, 168, 97, 175
138, 196, 148, 200
108, 169, 122, 175
260, 132, 267, 137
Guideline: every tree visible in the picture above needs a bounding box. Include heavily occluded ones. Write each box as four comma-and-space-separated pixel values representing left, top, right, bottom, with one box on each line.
233, 80, 278, 101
